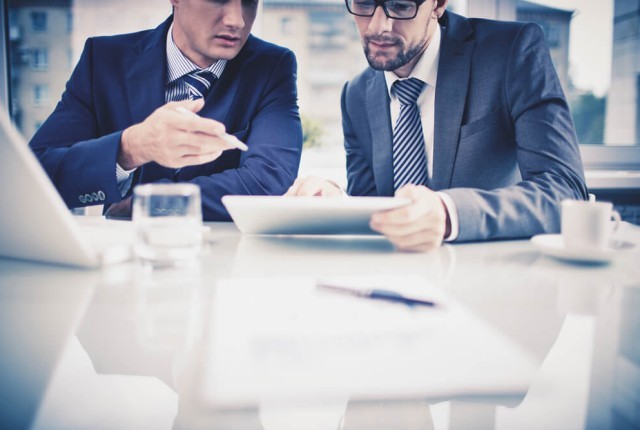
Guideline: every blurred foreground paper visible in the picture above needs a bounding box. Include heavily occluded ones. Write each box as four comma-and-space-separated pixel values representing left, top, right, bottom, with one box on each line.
201, 276, 538, 407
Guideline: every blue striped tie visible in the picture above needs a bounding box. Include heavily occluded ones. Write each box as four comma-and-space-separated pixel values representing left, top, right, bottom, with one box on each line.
174, 70, 218, 177
183, 70, 218, 100
392, 78, 428, 191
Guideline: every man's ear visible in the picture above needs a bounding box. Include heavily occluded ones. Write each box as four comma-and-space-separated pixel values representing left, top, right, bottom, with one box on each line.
435, 0, 448, 17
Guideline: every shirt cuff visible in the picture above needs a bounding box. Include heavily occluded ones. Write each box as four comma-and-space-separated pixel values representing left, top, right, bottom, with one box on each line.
437, 191, 459, 242
116, 162, 136, 183
116, 163, 137, 197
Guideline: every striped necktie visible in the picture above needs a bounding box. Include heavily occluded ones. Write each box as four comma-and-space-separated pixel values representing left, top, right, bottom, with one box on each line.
183, 70, 218, 100
392, 78, 428, 191
174, 70, 218, 177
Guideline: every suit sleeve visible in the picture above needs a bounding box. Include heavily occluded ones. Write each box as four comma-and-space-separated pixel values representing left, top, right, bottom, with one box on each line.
444, 23, 588, 241
29, 38, 124, 209
191, 49, 303, 220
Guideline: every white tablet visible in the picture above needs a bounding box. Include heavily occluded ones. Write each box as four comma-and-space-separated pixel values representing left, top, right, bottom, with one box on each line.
222, 195, 410, 235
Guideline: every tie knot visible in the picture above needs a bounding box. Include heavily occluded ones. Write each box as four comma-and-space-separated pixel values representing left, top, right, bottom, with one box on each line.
393, 78, 424, 105
184, 70, 218, 100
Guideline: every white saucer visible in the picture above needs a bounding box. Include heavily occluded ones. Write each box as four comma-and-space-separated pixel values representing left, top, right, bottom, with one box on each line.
530, 234, 637, 264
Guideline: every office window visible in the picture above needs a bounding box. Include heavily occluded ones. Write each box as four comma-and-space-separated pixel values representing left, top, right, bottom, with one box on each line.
30, 11, 47, 32
4, 0, 170, 140
31, 48, 48, 70
33, 84, 48, 106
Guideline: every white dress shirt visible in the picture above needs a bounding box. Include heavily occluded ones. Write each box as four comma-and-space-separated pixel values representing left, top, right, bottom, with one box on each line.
382, 26, 459, 241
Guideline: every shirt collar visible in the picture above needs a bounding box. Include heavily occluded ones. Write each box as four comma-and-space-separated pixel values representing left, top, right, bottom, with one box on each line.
384, 24, 441, 95
166, 23, 227, 84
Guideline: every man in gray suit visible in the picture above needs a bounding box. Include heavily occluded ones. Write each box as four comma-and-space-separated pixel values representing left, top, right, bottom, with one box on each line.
287, 0, 587, 251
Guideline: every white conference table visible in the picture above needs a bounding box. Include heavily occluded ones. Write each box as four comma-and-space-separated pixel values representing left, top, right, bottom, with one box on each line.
1, 221, 639, 430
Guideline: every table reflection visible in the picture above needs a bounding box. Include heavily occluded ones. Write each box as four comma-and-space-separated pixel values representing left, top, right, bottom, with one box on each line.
1, 223, 638, 430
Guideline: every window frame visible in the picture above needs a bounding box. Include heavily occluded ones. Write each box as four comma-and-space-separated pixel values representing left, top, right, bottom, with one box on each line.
0, 0, 10, 112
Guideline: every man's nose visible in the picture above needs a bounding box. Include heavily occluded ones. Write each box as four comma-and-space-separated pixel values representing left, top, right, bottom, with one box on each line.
222, 0, 245, 29
368, 5, 393, 34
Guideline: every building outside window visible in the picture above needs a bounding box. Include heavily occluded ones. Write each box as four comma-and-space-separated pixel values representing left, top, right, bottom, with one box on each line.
32, 83, 48, 106
30, 10, 47, 32
546, 25, 560, 47
30, 47, 47, 70
280, 16, 293, 35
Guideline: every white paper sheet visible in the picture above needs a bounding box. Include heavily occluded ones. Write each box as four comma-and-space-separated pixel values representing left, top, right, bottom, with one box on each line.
202, 276, 538, 408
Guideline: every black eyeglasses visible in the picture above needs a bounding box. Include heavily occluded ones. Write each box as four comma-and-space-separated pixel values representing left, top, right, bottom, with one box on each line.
345, 0, 428, 20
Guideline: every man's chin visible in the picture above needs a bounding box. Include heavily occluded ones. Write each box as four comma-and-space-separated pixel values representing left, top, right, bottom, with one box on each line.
366, 55, 400, 71
207, 41, 248, 61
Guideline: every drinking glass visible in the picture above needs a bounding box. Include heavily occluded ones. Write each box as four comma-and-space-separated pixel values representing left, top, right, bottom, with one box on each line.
133, 183, 203, 266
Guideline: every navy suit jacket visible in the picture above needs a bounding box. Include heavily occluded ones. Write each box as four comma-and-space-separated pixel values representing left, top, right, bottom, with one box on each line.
342, 11, 588, 242
29, 17, 302, 221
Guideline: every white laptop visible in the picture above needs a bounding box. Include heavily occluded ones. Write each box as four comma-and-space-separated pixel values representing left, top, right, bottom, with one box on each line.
222, 195, 410, 235
0, 106, 133, 268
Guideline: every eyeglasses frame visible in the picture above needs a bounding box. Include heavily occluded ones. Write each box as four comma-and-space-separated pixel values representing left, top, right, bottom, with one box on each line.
344, 0, 429, 20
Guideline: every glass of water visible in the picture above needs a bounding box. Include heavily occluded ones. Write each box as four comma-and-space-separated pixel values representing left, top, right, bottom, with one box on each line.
133, 183, 203, 266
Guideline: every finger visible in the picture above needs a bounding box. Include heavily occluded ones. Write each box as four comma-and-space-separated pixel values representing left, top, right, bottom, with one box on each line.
172, 132, 237, 153
394, 184, 424, 198
386, 228, 443, 252
172, 112, 227, 136
167, 98, 205, 113
285, 177, 324, 197
371, 199, 429, 225
371, 213, 432, 237
179, 151, 223, 167
296, 179, 326, 197
284, 178, 304, 196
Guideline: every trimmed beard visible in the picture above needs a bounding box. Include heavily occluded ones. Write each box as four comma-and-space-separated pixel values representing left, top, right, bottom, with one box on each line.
363, 35, 428, 71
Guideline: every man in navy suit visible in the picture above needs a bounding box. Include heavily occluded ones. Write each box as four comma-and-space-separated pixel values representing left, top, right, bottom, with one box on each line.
29, 0, 302, 220
287, 0, 587, 251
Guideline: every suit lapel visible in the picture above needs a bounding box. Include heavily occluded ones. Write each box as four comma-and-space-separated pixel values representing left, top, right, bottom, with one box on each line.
197, 56, 241, 123
124, 18, 173, 182
366, 72, 394, 197
124, 19, 168, 126
432, 13, 475, 190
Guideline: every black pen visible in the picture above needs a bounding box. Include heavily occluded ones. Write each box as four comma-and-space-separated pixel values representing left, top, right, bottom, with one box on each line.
316, 283, 437, 307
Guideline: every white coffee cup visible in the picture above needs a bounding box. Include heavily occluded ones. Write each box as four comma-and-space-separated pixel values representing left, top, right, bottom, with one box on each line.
561, 200, 621, 250
132, 183, 203, 266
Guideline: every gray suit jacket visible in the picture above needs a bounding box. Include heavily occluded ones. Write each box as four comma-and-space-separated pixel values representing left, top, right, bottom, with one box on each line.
342, 11, 588, 242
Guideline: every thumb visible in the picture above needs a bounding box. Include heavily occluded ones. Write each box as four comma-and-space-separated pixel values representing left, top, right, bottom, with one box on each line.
179, 98, 205, 113
394, 184, 419, 200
